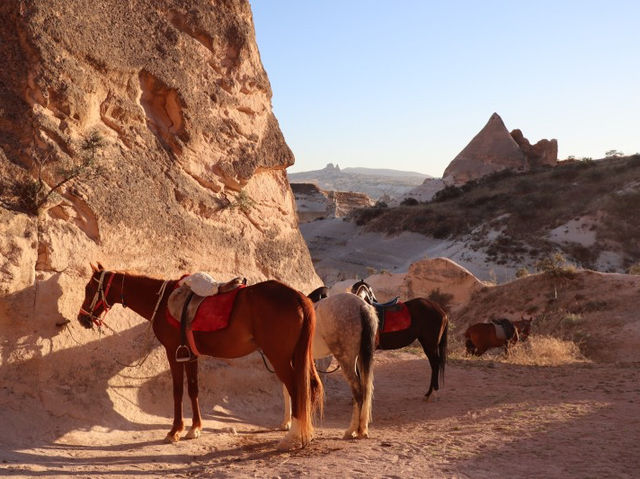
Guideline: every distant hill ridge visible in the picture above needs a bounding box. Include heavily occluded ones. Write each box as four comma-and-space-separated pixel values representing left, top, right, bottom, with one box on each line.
288, 163, 430, 199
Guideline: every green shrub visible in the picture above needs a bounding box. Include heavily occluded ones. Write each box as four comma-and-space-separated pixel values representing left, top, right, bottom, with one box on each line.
400, 197, 419, 206
535, 252, 576, 277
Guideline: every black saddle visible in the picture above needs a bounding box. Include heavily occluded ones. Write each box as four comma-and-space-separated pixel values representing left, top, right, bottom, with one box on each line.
491, 318, 516, 340
372, 297, 401, 332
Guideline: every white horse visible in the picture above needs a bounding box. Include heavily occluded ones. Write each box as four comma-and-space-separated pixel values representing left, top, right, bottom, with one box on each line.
281, 292, 378, 439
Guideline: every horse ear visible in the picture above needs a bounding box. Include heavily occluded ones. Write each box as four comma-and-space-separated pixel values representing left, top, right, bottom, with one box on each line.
96, 262, 105, 271
90, 263, 98, 272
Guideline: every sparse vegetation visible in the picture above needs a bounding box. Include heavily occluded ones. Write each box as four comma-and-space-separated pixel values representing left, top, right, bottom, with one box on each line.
400, 197, 419, 206
349, 154, 640, 270
535, 253, 576, 277
230, 190, 255, 214
504, 335, 586, 366
628, 263, 640, 275
1, 131, 105, 215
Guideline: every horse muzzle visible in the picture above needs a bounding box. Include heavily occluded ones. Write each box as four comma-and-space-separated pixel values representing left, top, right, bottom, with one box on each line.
77, 311, 96, 329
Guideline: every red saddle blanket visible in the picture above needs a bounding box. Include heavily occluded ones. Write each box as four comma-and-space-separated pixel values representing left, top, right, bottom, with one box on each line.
166, 287, 242, 332
381, 303, 411, 333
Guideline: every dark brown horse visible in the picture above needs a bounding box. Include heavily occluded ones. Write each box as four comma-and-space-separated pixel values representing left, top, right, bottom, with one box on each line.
464, 318, 533, 356
351, 280, 448, 400
77, 263, 323, 450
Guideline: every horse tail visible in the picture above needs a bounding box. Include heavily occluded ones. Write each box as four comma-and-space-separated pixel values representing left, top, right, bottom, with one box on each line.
358, 301, 378, 425
293, 295, 324, 446
438, 313, 448, 386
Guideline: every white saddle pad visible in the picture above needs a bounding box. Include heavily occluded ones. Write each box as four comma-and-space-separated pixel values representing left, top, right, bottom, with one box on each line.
179, 272, 219, 297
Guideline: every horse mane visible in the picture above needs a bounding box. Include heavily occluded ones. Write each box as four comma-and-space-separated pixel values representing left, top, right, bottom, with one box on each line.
107, 268, 179, 282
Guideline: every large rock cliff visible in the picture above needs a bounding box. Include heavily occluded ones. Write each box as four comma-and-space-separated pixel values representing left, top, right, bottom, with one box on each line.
0, 0, 320, 427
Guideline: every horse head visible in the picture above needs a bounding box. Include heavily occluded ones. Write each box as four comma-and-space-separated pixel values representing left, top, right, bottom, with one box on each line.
77, 262, 115, 329
351, 280, 377, 304
514, 317, 534, 341
307, 286, 328, 303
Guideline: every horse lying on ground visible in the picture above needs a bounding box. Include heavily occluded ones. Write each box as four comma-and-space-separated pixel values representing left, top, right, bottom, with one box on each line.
464, 317, 533, 356
281, 289, 378, 439
352, 280, 448, 400
77, 263, 323, 450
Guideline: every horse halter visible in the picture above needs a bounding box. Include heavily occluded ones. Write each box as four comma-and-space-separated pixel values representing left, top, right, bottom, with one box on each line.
79, 270, 116, 327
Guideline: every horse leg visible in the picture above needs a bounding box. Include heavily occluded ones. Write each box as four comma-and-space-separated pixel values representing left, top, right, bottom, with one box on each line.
419, 337, 439, 401
465, 338, 476, 355
165, 353, 185, 443
267, 356, 301, 450
184, 359, 202, 439
280, 383, 292, 431
337, 355, 365, 439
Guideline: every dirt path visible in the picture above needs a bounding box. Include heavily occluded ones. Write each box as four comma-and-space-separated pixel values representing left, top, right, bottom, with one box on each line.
2, 351, 639, 478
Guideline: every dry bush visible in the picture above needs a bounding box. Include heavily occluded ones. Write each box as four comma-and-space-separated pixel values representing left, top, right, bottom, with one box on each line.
504, 335, 586, 366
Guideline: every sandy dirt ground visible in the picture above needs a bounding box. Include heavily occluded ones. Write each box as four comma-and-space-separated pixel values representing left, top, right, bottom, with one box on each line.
2, 348, 639, 479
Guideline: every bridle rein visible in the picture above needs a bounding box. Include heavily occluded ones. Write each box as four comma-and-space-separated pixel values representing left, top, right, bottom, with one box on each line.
80, 270, 170, 329
79, 270, 117, 327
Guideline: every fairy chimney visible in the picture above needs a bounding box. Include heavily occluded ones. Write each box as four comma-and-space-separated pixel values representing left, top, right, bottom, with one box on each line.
443, 113, 526, 185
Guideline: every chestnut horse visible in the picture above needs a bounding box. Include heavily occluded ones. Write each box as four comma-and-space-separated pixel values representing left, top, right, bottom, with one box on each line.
351, 280, 448, 400
77, 264, 323, 450
464, 318, 533, 356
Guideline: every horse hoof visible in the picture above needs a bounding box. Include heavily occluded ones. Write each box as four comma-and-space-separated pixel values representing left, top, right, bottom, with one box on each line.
279, 421, 291, 431
277, 438, 298, 451
165, 433, 180, 443
357, 431, 369, 439
185, 428, 201, 440
343, 430, 357, 440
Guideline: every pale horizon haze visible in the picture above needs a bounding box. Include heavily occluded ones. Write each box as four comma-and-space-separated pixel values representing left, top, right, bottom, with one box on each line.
251, 1, 639, 177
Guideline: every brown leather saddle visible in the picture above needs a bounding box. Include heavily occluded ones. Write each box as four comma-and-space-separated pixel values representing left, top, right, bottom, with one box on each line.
168, 276, 246, 362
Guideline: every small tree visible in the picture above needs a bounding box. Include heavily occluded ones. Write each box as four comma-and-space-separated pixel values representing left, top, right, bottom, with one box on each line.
605, 149, 624, 158
4, 131, 105, 215
535, 252, 576, 277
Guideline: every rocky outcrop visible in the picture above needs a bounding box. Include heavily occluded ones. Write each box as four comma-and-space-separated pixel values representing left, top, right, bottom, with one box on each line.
443, 113, 558, 185
404, 257, 485, 312
510, 129, 558, 168
0, 0, 320, 411
396, 177, 446, 204
291, 183, 373, 222
328, 257, 485, 314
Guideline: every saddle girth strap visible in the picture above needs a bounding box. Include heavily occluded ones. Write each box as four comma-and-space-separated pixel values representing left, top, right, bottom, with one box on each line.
177, 291, 201, 361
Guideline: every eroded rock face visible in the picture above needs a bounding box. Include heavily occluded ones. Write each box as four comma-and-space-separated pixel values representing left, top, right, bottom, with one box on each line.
510, 129, 558, 168
0, 0, 320, 351
291, 183, 373, 222
443, 113, 558, 185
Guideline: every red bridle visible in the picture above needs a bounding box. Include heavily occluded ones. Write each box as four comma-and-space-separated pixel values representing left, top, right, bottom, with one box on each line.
79, 270, 116, 327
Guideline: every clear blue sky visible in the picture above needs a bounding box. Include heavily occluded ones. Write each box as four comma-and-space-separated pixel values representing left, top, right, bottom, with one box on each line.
250, 1, 640, 177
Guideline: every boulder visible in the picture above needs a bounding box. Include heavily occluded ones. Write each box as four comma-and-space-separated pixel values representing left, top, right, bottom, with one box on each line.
404, 257, 485, 312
